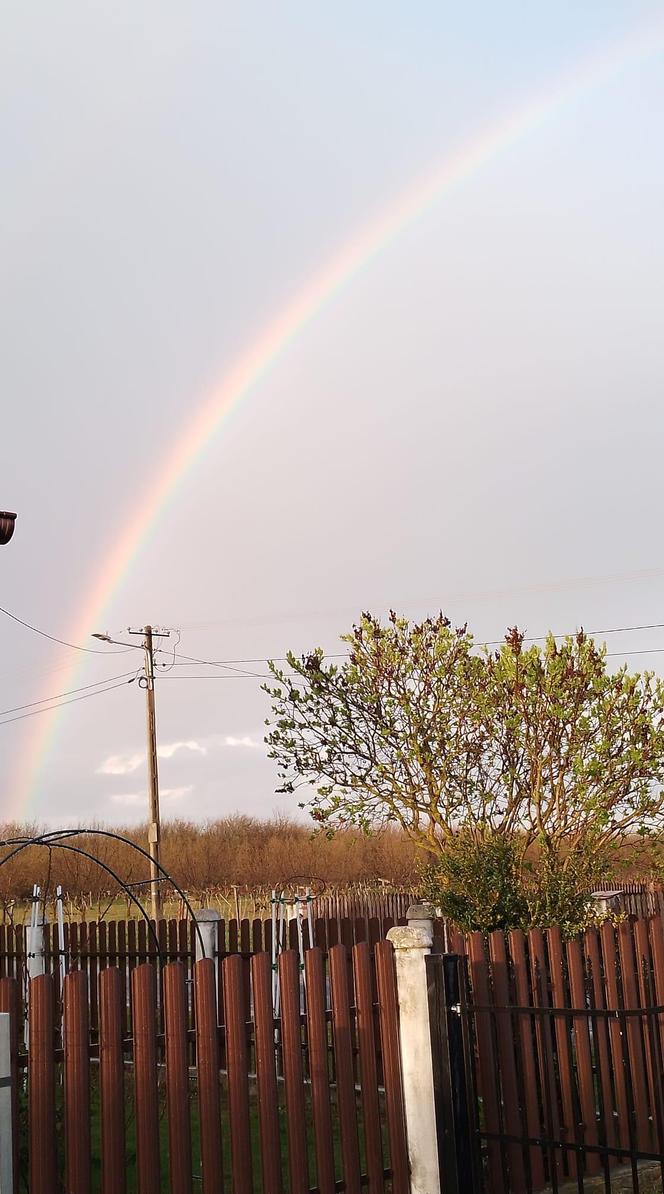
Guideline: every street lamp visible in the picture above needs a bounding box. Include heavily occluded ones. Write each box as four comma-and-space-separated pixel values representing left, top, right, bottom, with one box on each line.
0, 512, 17, 545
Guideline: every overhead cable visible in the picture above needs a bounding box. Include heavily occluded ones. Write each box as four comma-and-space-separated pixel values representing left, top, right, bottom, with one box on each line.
0, 672, 138, 717
0, 604, 132, 655
0, 678, 136, 727
167, 620, 664, 668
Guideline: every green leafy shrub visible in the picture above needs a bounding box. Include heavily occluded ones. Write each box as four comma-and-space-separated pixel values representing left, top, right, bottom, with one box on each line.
420, 831, 528, 933
421, 833, 609, 938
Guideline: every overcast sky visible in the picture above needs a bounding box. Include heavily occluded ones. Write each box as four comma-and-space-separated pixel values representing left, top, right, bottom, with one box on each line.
2, 2, 664, 828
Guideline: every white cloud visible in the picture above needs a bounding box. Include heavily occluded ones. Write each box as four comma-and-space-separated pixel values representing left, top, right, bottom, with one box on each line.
110, 785, 192, 806
97, 753, 144, 776
158, 740, 207, 759
162, 786, 193, 801
222, 735, 262, 749
97, 740, 206, 775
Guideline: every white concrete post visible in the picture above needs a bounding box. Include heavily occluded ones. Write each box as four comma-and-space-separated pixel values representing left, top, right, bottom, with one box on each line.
24, 916, 47, 1050
26, 918, 47, 982
194, 909, 220, 966
387, 924, 441, 1194
406, 902, 434, 937
0, 1013, 12, 1194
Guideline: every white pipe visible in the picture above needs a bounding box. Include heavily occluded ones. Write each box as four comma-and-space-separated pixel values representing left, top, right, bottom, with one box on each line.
56, 886, 66, 991
295, 895, 304, 967
306, 887, 314, 951
270, 890, 277, 1009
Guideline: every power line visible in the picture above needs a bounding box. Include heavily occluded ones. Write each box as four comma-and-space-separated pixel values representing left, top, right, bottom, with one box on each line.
481, 622, 664, 647
0, 672, 138, 717
4, 618, 664, 725
0, 678, 135, 727
160, 645, 664, 681
0, 605, 133, 655
4, 600, 662, 671
166, 654, 348, 666
606, 648, 664, 658
587, 622, 664, 636
161, 673, 284, 680
163, 621, 664, 670
166, 650, 269, 679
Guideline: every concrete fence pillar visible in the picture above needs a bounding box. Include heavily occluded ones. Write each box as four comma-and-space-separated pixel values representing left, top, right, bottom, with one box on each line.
406, 902, 434, 937
24, 917, 47, 1050
0, 1013, 12, 1194
194, 909, 220, 965
26, 918, 47, 982
387, 924, 441, 1194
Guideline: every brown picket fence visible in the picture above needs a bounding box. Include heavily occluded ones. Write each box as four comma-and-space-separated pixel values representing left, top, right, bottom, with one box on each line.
0, 908, 408, 1038
0, 941, 410, 1194
590, 882, 664, 920
437, 914, 664, 1192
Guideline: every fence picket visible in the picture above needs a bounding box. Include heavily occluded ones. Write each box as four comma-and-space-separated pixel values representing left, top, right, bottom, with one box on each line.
194, 959, 224, 1194
99, 967, 127, 1194
164, 963, 193, 1194
529, 928, 563, 1188
584, 927, 616, 1163
314, 917, 328, 950
106, 919, 117, 971
252, 951, 283, 1194
650, 916, 664, 1072
305, 948, 336, 1194
132, 964, 161, 1194
70, 921, 79, 971
467, 932, 506, 1194
374, 940, 409, 1194
634, 917, 658, 1138
508, 929, 545, 1190
89, 921, 99, 1032
228, 918, 238, 954
127, 920, 137, 991
600, 921, 631, 1153
117, 920, 128, 1037
98, 920, 108, 976
353, 942, 385, 1192
488, 930, 527, 1191
617, 918, 651, 1152
546, 927, 578, 1182
367, 916, 381, 949
279, 949, 310, 1194
29, 974, 57, 1194
64, 969, 92, 1194
223, 953, 253, 1194
330, 944, 362, 1194
566, 936, 600, 1175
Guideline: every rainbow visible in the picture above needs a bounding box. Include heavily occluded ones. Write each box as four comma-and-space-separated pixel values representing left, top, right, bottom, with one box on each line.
11, 13, 664, 818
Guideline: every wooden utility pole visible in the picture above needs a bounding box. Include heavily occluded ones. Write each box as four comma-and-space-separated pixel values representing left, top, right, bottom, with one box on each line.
128, 624, 170, 922
144, 625, 162, 922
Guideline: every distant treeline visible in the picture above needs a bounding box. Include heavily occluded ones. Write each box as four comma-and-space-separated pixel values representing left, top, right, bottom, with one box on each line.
0, 816, 420, 908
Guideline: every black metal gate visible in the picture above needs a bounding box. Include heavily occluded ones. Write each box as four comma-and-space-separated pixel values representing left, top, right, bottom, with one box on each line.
427, 952, 664, 1194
